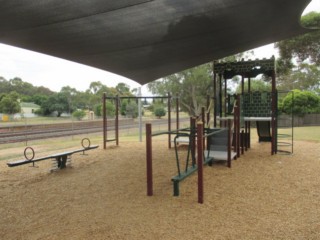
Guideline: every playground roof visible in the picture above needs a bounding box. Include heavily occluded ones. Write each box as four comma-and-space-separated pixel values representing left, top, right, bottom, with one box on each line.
0, 0, 312, 85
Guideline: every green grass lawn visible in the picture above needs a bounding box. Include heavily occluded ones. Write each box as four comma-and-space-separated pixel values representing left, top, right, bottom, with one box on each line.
277, 126, 320, 142
0, 125, 318, 162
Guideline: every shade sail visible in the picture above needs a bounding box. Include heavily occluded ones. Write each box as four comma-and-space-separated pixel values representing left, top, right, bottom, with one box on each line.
0, 0, 312, 85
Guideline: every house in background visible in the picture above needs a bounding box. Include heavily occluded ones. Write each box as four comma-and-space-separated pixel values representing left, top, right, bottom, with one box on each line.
19, 102, 40, 118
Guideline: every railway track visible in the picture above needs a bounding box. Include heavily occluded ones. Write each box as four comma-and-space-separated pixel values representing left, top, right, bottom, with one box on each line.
0, 118, 187, 144
0, 119, 131, 144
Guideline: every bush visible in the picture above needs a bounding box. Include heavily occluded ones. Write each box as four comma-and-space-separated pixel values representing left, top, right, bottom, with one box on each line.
95, 101, 116, 117
281, 90, 320, 117
72, 109, 86, 120
126, 101, 138, 118
154, 106, 166, 118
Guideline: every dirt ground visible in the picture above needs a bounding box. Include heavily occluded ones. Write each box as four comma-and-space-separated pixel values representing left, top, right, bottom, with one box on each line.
0, 136, 319, 240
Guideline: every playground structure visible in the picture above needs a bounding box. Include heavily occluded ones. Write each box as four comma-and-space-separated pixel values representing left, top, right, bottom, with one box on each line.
146, 103, 239, 202
102, 92, 181, 149
213, 57, 278, 155
7, 138, 98, 170
276, 90, 294, 155
145, 57, 296, 204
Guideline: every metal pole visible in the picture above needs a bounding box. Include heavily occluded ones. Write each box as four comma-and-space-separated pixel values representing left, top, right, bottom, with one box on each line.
227, 119, 231, 168
197, 122, 204, 204
271, 70, 276, 155
176, 97, 179, 132
224, 78, 227, 119
201, 106, 205, 147
116, 95, 119, 146
168, 93, 171, 149
213, 71, 217, 128
103, 93, 106, 149
206, 95, 210, 127
138, 87, 142, 142
146, 123, 153, 196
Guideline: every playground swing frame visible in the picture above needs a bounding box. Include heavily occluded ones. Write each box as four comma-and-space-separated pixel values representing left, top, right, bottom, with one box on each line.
102, 92, 181, 149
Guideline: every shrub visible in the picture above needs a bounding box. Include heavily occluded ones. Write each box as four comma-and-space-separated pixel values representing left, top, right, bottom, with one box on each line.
154, 106, 166, 118
72, 109, 86, 120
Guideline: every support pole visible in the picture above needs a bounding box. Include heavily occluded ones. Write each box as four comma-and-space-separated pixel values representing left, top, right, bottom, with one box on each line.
176, 97, 179, 132
138, 87, 142, 142
219, 74, 223, 121
206, 95, 211, 127
197, 122, 204, 204
146, 123, 153, 196
224, 78, 227, 119
190, 117, 196, 165
201, 107, 206, 147
168, 93, 172, 149
103, 92, 107, 149
271, 70, 277, 155
115, 95, 119, 146
233, 105, 239, 157
213, 71, 217, 128
241, 75, 245, 95
227, 119, 231, 168
236, 96, 241, 158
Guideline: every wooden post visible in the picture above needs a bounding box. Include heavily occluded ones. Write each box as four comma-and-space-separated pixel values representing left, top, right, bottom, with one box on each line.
248, 77, 251, 149
206, 95, 210, 127
197, 122, 204, 204
146, 123, 153, 196
233, 105, 238, 156
236, 96, 241, 158
271, 70, 276, 155
168, 93, 171, 149
103, 93, 107, 149
241, 75, 245, 95
201, 107, 206, 148
115, 95, 119, 146
190, 117, 196, 166
219, 74, 223, 122
213, 72, 217, 128
227, 119, 231, 168
224, 78, 227, 119
176, 97, 179, 133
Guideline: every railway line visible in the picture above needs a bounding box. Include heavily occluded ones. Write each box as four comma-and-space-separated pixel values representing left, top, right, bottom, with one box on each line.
0, 119, 130, 144
0, 118, 187, 144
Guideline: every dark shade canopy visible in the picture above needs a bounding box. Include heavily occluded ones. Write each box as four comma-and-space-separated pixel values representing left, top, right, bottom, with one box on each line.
0, 0, 312, 85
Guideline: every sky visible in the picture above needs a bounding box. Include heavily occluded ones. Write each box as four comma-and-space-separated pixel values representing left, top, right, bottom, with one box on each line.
0, 1, 319, 95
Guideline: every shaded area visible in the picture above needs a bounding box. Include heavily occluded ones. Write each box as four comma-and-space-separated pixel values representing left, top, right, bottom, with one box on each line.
0, 0, 312, 84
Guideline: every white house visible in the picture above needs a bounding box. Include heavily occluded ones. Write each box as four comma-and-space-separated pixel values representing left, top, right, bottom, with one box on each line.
19, 102, 41, 118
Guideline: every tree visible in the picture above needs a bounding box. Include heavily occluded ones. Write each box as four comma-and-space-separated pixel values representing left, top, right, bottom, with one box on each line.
125, 101, 138, 118
153, 105, 166, 118
60, 86, 78, 112
275, 12, 320, 65
147, 50, 256, 116
120, 100, 128, 116
40, 92, 69, 117
235, 79, 272, 93
275, 12, 320, 91
0, 76, 53, 97
276, 62, 320, 91
95, 101, 116, 117
116, 83, 130, 95
21, 94, 49, 106
148, 63, 213, 116
280, 90, 320, 117
0, 91, 21, 115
